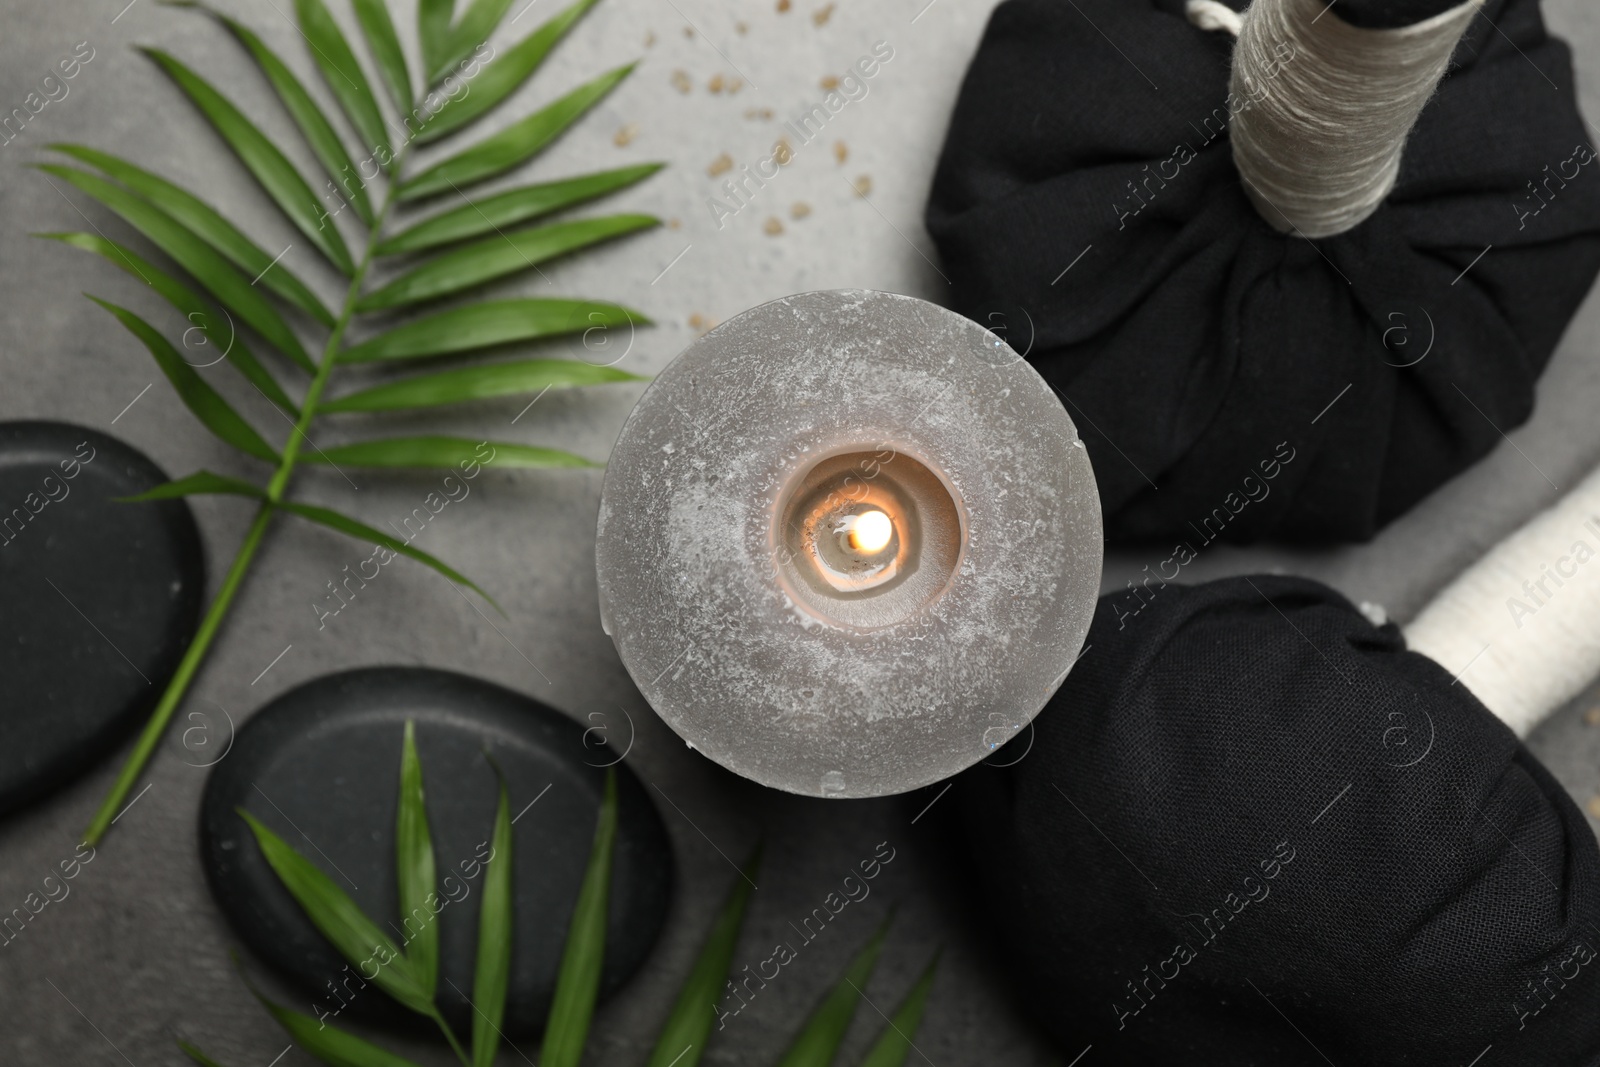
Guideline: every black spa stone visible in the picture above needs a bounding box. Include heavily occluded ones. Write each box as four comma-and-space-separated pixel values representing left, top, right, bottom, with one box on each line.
199, 667, 674, 1039
0, 420, 203, 814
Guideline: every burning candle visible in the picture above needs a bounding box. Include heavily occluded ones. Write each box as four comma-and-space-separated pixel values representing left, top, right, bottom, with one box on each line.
595, 290, 1101, 798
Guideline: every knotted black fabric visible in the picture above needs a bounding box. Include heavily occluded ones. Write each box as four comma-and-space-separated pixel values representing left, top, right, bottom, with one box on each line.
953, 576, 1600, 1065
926, 0, 1600, 544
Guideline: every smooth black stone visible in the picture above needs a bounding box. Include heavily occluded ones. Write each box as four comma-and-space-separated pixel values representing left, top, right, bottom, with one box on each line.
200, 667, 674, 1039
0, 421, 203, 814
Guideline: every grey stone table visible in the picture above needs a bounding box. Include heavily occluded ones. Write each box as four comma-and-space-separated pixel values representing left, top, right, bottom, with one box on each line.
1, 0, 1599, 1063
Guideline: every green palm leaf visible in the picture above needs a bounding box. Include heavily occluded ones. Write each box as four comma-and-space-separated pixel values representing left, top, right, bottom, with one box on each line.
775, 916, 893, 1067
540, 767, 619, 1067
399, 63, 636, 200
276, 499, 497, 605
48, 144, 334, 324
305, 436, 596, 470
419, 0, 456, 83
209, 12, 377, 227
431, 0, 517, 82
358, 214, 658, 310
856, 951, 940, 1067
375, 164, 663, 254
237, 809, 432, 1015
417, 0, 603, 144
470, 766, 515, 1067
40, 165, 316, 371
340, 299, 647, 362
176, 1039, 232, 1066
117, 470, 267, 502
395, 721, 439, 997
142, 48, 355, 275
90, 297, 279, 462
646, 846, 762, 1067
353, 0, 413, 114
41, 232, 299, 415
321, 358, 640, 413
293, 0, 389, 169
255, 992, 429, 1067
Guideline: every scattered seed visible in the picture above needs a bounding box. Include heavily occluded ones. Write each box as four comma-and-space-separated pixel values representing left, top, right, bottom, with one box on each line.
727, 77, 744, 94
613, 123, 640, 147
683, 26, 694, 37
764, 216, 784, 236
689, 312, 707, 330
644, 30, 656, 47
834, 140, 848, 164
744, 106, 774, 121
708, 73, 725, 94
777, 0, 791, 11
813, 2, 834, 25
671, 69, 692, 93
1586, 705, 1600, 726
820, 75, 839, 90
667, 217, 682, 230
707, 153, 734, 177
852, 173, 872, 197
791, 201, 811, 220
1588, 796, 1600, 819
736, 20, 749, 33
773, 137, 794, 165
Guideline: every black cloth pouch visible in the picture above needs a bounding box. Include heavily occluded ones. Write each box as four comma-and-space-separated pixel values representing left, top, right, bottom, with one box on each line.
954, 576, 1600, 1065
926, 0, 1600, 544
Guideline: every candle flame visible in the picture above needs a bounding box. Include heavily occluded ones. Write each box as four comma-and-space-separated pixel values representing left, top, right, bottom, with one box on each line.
848, 510, 893, 554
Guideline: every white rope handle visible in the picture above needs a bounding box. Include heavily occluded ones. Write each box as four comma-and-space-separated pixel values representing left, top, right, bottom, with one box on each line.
1406, 467, 1600, 737
1226, 0, 1483, 238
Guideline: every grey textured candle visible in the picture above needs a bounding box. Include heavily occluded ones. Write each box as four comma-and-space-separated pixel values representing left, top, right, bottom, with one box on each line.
595, 290, 1101, 797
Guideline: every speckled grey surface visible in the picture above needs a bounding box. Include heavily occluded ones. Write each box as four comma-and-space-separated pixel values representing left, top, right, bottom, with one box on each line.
2, 0, 1600, 1064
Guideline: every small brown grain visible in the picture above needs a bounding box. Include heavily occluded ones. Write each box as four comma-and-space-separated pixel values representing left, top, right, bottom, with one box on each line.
833, 140, 848, 164
764, 216, 784, 236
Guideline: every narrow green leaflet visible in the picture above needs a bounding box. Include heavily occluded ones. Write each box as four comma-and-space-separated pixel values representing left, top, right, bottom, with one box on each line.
293, 0, 389, 170
418, 0, 455, 83
40, 165, 315, 371
210, 13, 376, 226
142, 48, 355, 275
470, 769, 514, 1067
306, 436, 596, 470
275, 499, 497, 605
90, 298, 279, 463
48, 143, 334, 324
238, 809, 432, 1015
375, 164, 663, 254
430, 0, 516, 83
339, 299, 648, 363
353, 0, 412, 114
399, 64, 636, 200
118, 470, 267, 502
646, 846, 762, 1067
321, 359, 641, 413
40, 232, 299, 415
255, 992, 428, 1067
417, 0, 604, 144
541, 768, 619, 1067
176, 1039, 231, 1067
357, 214, 659, 310
396, 721, 439, 997
856, 951, 940, 1067
775, 917, 893, 1067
